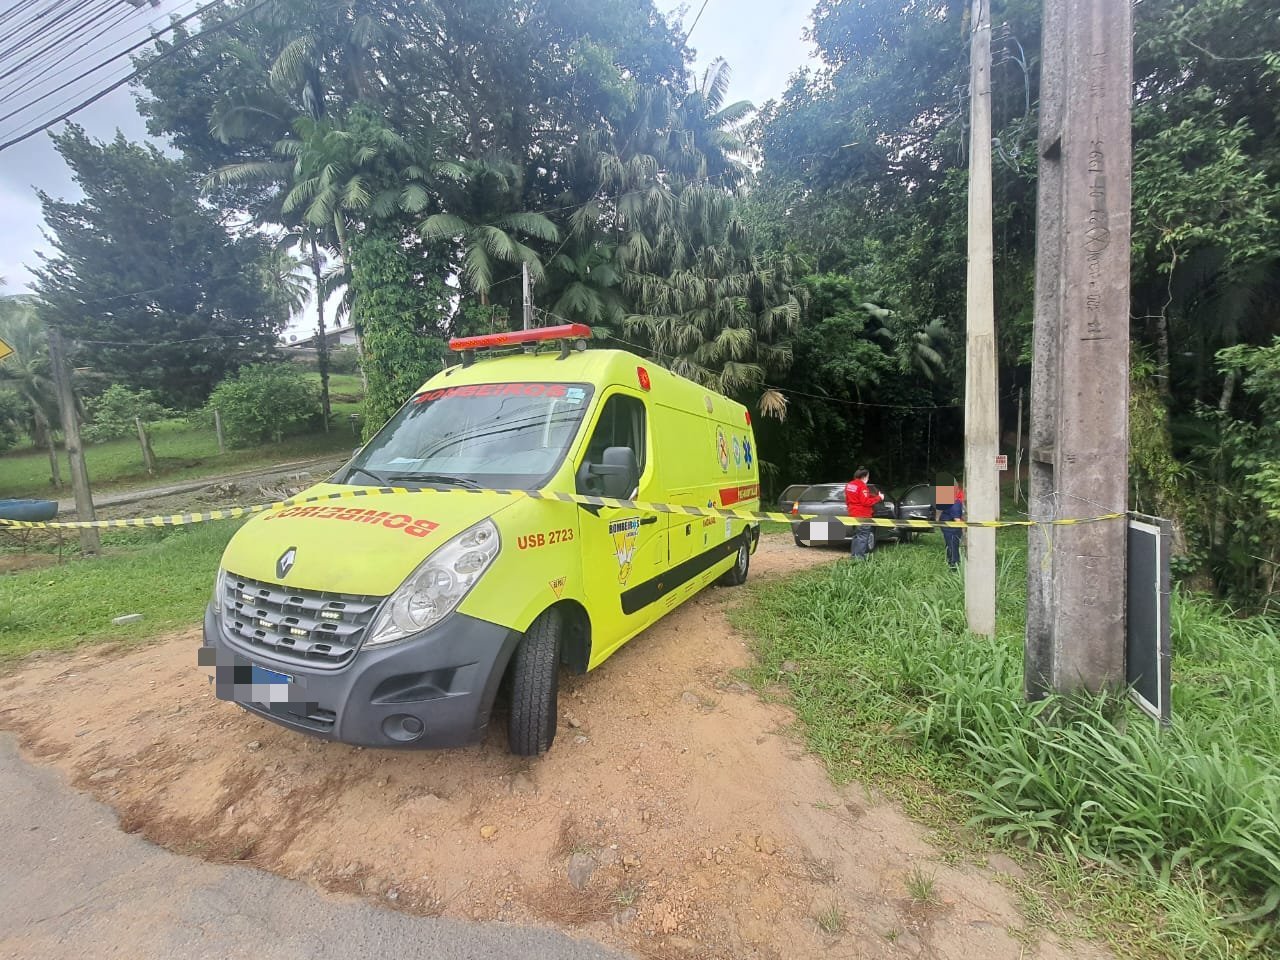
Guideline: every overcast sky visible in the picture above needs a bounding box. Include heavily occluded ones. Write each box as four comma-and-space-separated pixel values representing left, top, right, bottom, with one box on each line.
0, 0, 816, 313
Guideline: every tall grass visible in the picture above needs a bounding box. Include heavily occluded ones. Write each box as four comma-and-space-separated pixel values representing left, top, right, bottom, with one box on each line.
736, 538, 1280, 957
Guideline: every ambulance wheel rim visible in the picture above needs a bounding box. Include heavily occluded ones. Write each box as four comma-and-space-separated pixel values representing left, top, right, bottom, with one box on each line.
735, 542, 748, 572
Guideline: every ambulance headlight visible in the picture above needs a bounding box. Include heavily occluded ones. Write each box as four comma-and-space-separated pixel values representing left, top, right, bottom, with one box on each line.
365, 519, 501, 646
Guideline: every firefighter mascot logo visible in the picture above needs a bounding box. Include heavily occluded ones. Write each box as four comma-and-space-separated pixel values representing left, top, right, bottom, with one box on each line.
608, 517, 641, 584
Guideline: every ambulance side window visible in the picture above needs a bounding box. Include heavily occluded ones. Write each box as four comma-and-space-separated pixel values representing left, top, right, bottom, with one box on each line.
577, 394, 647, 495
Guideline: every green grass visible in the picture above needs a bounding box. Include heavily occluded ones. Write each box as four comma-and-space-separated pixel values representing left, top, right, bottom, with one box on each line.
733, 535, 1280, 958
0, 371, 364, 499
0, 521, 239, 662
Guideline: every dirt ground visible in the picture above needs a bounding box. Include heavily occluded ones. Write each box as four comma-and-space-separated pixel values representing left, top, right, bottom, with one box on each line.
0, 536, 1110, 960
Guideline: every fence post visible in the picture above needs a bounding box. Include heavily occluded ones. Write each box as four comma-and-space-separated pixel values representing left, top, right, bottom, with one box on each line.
135, 417, 157, 475
214, 408, 226, 454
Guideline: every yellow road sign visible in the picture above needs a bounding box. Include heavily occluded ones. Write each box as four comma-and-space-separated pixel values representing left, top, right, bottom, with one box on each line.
0, 337, 12, 363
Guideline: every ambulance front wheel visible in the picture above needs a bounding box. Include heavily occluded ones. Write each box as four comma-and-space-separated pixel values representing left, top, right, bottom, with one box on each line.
719, 536, 751, 586
507, 607, 562, 756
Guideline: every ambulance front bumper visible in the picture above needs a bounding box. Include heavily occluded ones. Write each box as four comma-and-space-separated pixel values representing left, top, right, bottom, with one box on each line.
201, 605, 521, 749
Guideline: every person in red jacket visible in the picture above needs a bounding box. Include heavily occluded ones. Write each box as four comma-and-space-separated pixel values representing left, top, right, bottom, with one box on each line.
844, 466, 884, 560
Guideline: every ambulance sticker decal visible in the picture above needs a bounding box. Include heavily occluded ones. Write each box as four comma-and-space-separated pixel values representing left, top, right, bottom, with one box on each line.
549, 576, 567, 599
742, 438, 754, 468
732, 435, 742, 466
608, 517, 641, 584
716, 426, 730, 472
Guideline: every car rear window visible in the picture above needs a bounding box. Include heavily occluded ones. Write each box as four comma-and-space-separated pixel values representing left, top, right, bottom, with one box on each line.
802, 484, 846, 503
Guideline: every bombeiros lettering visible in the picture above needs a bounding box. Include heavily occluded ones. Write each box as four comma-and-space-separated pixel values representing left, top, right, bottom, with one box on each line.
265, 505, 439, 538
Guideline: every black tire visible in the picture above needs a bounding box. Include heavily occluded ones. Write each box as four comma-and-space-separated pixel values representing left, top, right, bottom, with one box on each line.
507, 608, 562, 757
793, 534, 810, 548
898, 530, 914, 545
719, 536, 751, 585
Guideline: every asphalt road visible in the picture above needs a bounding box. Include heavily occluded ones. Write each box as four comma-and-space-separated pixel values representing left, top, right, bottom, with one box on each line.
0, 734, 627, 960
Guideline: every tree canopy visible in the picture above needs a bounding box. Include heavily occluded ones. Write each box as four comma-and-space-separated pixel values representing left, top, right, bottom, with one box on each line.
33, 126, 290, 407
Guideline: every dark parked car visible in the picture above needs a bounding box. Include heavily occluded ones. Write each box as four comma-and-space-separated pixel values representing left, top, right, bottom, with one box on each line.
788, 481, 934, 550
775, 484, 810, 513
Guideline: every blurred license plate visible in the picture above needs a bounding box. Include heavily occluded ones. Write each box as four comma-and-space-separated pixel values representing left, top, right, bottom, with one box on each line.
250, 664, 292, 704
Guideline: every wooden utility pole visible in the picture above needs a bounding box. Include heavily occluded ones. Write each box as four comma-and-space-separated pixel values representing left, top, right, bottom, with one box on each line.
47, 329, 100, 555
522, 261, 534, 330
214, 408, 226, 454
135, 416, 157, 475
964, 0, 998, 636
309, 237, 332, 431
1026, 0, 1132, 698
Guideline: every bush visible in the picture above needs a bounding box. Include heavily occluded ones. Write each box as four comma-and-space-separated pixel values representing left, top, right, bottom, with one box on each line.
205, 364, 320, 447
82, 384, 173, 442
0, 389, 25, 452
328, 345, 359, 374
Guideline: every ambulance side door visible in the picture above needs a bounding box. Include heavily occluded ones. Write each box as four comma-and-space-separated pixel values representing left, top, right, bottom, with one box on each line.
574, 390, 667, 661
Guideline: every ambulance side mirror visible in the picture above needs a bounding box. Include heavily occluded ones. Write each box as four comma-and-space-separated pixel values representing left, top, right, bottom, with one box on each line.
589, 446, 640, 499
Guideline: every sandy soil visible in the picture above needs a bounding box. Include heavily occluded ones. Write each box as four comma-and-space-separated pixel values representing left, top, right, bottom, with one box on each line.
0, 536, 1110, 960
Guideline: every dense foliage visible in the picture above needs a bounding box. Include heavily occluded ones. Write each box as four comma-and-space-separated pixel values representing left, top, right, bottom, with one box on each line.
32, 127, 292, 408
749, 0, 1280, 602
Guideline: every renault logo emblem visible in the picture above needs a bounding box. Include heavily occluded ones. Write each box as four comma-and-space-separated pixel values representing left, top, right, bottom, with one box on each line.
276, 547, 298, 580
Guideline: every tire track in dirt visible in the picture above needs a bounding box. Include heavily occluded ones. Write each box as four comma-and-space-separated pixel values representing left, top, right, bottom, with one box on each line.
0, 536, 1111, 960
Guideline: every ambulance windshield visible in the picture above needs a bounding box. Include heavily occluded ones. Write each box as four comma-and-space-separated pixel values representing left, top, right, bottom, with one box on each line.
344, 381, 594, 488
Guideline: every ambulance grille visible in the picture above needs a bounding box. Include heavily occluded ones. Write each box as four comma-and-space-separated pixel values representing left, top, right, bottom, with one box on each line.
221, 571, 382, 668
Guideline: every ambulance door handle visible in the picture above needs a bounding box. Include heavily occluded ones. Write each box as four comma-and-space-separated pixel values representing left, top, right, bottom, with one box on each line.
639, 516, 658, 526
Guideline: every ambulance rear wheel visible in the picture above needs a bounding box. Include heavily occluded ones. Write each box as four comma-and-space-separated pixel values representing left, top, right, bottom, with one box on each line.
793, 535, 810, 548
719, 537, 751, 586
507, 608, 562, 756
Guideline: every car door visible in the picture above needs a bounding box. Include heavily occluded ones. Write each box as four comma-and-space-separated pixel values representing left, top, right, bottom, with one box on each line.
574, 391, 667, 661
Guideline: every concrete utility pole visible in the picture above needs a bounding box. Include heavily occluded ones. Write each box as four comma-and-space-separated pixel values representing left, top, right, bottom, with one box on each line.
522, 261, 533, 330
964, 0, 998, 636
1026, 0, 1132, 698
47, 329, 100, 555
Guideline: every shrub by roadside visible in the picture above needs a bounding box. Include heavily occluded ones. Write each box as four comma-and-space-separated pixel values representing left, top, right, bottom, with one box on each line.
205, 364, 320, 446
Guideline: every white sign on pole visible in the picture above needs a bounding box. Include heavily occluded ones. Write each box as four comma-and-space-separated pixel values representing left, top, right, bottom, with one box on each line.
995, 454, 1008, 471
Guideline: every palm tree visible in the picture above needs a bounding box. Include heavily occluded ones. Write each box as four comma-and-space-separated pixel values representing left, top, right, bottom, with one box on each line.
0, 296, 62, 488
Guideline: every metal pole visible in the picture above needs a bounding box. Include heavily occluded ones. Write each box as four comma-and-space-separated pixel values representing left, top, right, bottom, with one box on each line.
522, 260, 533, 330
214, 408, 226, 454
1026, 0, 1132, 698
964, 0, 998, 636
47, 329, 100, 555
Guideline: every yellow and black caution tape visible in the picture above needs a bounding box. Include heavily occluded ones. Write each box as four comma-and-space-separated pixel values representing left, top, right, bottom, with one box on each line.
0, 485, 1126, 532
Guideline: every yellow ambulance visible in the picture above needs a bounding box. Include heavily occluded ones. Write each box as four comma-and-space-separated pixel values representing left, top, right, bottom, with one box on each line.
201, 324, 760, 755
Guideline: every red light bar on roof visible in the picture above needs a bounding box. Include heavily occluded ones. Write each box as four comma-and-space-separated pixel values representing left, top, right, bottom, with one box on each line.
449, 324, 592, 352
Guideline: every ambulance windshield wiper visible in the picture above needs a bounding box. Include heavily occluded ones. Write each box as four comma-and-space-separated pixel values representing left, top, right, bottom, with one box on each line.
386, 472, 481, 489
345, 466, 389, 486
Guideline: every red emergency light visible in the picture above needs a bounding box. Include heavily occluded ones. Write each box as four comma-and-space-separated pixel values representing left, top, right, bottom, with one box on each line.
449, 324, 592, 352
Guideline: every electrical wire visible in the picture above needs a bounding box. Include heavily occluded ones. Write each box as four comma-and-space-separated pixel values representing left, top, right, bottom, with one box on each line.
0, 0, 272, 152
0, 0, 122, 81
0, 0, 94, 64
1, 3, 142, 108
684, 0, 712, 42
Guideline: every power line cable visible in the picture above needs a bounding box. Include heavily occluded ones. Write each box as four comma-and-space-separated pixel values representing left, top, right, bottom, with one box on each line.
0, 0, 90, 62
684, 0, 711, 42
0, 0, 116, 72
0, 3, 141, 107
0, 0, 270, 152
